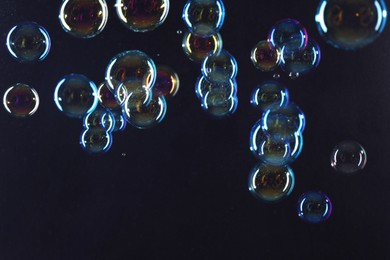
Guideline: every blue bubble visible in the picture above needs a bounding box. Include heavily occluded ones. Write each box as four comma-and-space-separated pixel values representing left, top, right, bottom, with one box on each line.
268, 18, 308, 53
280, 39, 321, 75
250, 80, 289, 112
54, 74, 98, 119
83, 105, 115, 132
80, 128, 113, 154
202, 49, 238, 83
248, 163, 295, 203
182, 0, 225, 37
315, 0, 387, 50
298, 191, 332, 223
111, 109, 127, 132
195, 75, 237, 100
6, 22, 51, 63
201, 88, 238, 118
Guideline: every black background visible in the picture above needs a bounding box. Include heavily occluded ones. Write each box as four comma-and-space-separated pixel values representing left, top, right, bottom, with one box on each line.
0, 0, 389, 259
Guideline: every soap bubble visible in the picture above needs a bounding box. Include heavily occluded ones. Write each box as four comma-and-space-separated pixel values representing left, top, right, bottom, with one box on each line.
248, 163, 295, 203
83, 105, 115, 132
268, 18, 308, 53
202, 49, 238, 83
195, 75, 237, 100
182, 0, 225, 37
59, 0, 109, 38
111, 109, 127, 132
105, 50, 156, 92
153, 65, 180, 99
115, 0, 170, 32
298, 191, 332, 223
280, 39, 321, 75
250, 80, 289, 111
3, 83, 39, 117
251, 40, 281, 72
315, 0, 387, 50
54, 74, 98, 119
330, 140, 367, 174
119, 83, 152, 109
201, 88, 238, 118
98, 82, 123, 110
6, 22, 51, 63
182, 30, 223, 63
80, 128, 113, 154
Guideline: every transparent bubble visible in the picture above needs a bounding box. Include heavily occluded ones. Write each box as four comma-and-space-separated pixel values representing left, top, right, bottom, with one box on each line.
59, 0, 108, 38
315, 0, 387, 50
202, 49, 238, 83
330, 140, 367, 174
6, 22, 51, 63
83, 105, 115, 132
195, 75, 237, 100
80, 128, 113, 154
182, 0, 225, 37
115, 0, 170, 32
98, 82, 123, 110
280, 39, 321, 75
111, 109, 127, 132
262, 103, 306, 141
153, 65, 180, 99
248, 163, 295, 203
251, 40, 281, 72
250, 80, 289, 111
268, 18, 308, 53
105, 50, 156, 92
120, 83, 153, 109
288, 72, 300, 80
182, 30, 223, 63
177, 30, 183, 34
123, 93, 167, 129
298, 191, 332, 223
201, 88, 238, 119
273, 73, 281, 79
54, 74, 98, 119
3, 83, 39, 117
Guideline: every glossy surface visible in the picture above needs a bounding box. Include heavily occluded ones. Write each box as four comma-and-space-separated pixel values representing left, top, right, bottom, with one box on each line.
3, 83, 39, 117
201, 89, 238, 119
250, 80, 289, 111
80, 128, 113, 154
54, 74, 98, 118
111, 109, 127, 132
153, 65, 180, 99
182, 31, 223, 63
59, 0, 108, 38
182, 0, 225, 37
195, 76, 237, 100
115, 0, 170, 32
315, 0, 387, 49
251, 40, 280, 72
330, 140, 367, 174
98, 82, 122, 110
268, 18, 308, 53
248, 163, 295, 203
202, 49, 238, 83
6, 22, 51, 63
83, 105, 115, 132
298, 191, 332, 223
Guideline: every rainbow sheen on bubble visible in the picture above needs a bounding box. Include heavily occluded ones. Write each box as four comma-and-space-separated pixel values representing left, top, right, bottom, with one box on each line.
3, 83, 39, 118
248, 163, 295, 203
182, 30, 223, 63
268, 18, 308, 53
250, 80, 289, 112
298, 191, 332, 223
330, 140, 367, 174
80, 128, 113, 153
182, 0, 225, 37
54, 74, 98, 119
153, 65, 180, 99
6, 22, 51, 63
315, 0, 387, 50
98, 82, 123, 110
251, 40, 281, 72
115, 0, 170, 32
59, 0, 109, 38
202, 49, 238, 83
83, 105, 115, 132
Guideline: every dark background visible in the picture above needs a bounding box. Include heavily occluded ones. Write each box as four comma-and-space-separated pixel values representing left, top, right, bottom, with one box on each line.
0, 0, 389, 259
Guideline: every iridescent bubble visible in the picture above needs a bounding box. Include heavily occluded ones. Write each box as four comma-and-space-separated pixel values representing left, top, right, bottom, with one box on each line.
80, 128, 113, 154
83, 105, 115, 132
330, 140, 367, 174
298, 191, 332, 223
268, 18, 308, 53
202, 49, 238, 83
251, 40, 281, 72
123, 92, 167, 129
98, 82, 123, 110
105, 50, 156, 92
111, 109, 127, 132
315, 0, 387, 50
248, 163, 295, 203
201, 88, 238, 119
153, 65, 180, 99
182, 30, 223, 63
54, 74, 98, 119
6, 22, 51, 63
119, 83, 152, 108
115, 0, 170, 32
3, 83, 39, 117
280, 39, 321, 75
195, 75, 237, 100
250, 80, 289, 111
59, 0, 109, 38
182, 0, 225, 37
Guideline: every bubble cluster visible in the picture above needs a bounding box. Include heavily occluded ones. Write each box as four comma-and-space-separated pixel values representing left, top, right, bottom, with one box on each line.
153, 65, 180, 99
3, 83, 39, 117
330, 140, 367, 174
182, 31, 223, 63
297, 191, 332, 223
6, 22, 51, 63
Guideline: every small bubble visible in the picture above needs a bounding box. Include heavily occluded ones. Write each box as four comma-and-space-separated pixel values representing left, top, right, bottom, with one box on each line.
121, 153, 127, 157
273, 73, 281, 79
288, 72, 300, 79
177, 30, 183, 34
330, 140, 367, 174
